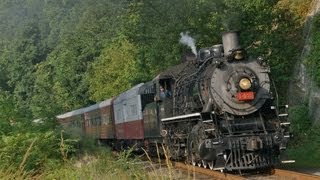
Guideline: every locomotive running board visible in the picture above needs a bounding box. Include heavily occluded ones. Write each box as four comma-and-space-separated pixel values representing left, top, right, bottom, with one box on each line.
161, 111, 215, 122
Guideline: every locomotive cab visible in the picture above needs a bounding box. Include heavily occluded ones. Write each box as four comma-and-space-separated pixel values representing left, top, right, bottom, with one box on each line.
155, 77, 174, 118
156, 78, 173, 101
139, 76, 174, 140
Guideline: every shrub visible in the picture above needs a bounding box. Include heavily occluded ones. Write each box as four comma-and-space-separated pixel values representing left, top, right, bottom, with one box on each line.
289, 105, 311, 134
0, 129, 78, 176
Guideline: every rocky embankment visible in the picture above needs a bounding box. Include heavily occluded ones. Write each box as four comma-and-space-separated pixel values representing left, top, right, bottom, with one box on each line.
289, 0, 320, 125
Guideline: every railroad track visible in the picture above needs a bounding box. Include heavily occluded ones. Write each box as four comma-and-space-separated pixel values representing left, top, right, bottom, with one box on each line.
173, 162, 244, 180
173, 162, 320, 180
138, 152, 319, 179
273, 169, 320, 180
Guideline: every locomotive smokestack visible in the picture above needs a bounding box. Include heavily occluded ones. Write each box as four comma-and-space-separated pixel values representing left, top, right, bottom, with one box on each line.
222, 31, 241, 57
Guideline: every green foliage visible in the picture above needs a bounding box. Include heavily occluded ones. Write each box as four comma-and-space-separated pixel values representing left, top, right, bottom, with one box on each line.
0, 90, 78, 176
0, 124, 80, 177
126, 0, 223, 77
287, 105, 320, 167
59, 130, 80, 161
87, 36, 140, 101
0, 91, 15, 133
42, 149, 147, 179
287, 125, 320, 167
305, 14, 320, 86
0, 91, 27, 135
76, 134, 98, 154
31, 62, 62, 118
0, 131, 61, 173
276, 0, 313, 21
289, 105, 311, 133
30, 1, 129, 115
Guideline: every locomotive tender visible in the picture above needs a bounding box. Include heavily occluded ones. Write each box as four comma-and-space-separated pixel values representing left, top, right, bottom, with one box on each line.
57, 31, 292, 172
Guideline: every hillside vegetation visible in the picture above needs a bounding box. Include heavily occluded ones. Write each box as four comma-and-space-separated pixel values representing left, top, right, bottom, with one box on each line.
0, 0, 318, 178
306, 13, 320, 86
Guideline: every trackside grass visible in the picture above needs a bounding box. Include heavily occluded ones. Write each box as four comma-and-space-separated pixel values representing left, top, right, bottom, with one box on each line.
0, 138, 177, 180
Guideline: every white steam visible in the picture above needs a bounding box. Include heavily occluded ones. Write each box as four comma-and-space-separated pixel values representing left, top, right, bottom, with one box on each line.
179, 32, 197, 56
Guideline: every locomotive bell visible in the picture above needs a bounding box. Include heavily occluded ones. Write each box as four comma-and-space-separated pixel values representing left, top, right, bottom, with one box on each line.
222, 31, 241, 57
234, 50, 244, 60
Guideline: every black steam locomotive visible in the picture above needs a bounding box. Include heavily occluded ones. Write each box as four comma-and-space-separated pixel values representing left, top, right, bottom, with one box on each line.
58, 31, 292, 172
145, 31, 292, 171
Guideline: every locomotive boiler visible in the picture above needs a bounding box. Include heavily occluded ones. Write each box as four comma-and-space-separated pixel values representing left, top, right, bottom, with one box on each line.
155, 31, 292, 171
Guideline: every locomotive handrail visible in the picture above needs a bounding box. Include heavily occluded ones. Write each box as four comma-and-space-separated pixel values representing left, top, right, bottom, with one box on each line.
161, 112, 201, 122
161, 111, 215, 122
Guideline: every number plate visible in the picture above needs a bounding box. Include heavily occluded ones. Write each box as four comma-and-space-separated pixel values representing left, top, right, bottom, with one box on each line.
237, 91, 254, 101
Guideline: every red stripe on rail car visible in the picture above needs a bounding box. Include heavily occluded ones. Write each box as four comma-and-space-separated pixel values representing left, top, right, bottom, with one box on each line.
115, 119, 144, 139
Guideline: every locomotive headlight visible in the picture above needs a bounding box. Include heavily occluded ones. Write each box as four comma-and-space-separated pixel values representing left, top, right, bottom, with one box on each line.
239, 78, 251, 90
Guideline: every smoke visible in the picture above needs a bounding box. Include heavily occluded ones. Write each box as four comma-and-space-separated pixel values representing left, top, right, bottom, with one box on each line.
179, 32, 197, 56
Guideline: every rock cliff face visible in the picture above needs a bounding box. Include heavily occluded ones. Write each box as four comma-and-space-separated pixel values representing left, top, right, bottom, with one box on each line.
289, 0, 320, 125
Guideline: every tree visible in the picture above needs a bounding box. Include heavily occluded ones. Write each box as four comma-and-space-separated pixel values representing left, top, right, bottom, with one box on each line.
87, 36, 139, 101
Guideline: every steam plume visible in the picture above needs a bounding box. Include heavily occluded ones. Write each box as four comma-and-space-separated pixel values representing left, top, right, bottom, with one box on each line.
179, 32, 197, 56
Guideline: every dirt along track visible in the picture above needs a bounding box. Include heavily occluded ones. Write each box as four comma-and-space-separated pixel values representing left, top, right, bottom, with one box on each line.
173, 162, 244, 180
173, 162, 320, 180
273, 169, 320, 180
137, 159, 214, 179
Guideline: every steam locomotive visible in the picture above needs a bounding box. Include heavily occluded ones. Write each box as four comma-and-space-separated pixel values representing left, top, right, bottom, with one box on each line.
57, 31, 292, 172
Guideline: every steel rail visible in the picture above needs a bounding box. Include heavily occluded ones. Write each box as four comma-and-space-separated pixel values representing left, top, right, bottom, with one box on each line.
172, 162, 320, 180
